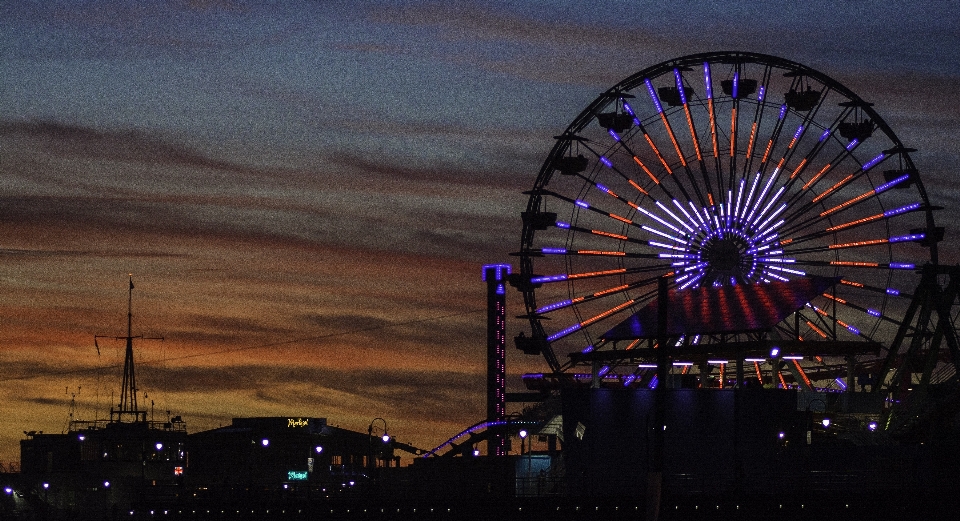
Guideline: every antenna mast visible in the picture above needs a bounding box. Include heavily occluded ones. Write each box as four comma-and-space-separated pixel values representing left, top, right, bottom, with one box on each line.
118, 275, 139, 419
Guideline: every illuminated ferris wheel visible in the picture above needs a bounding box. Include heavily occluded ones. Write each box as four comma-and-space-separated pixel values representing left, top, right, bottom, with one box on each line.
514, 52, 941, 393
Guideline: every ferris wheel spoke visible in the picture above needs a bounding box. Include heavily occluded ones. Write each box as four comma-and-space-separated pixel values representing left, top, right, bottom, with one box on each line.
779, 155, 905, 236
821, 291, 904, 330
535, 274, 665, 315
782, 202, 925, 246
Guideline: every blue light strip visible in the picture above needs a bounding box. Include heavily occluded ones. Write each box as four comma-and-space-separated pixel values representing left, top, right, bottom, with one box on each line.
703, 62, 712, 99
875, 173, 909, 193
846, 138, 859, 151
757, 85, 765, 102
886, 288, 900, 296
622, 101, 641, 126
645, 78, 663, 114
890, 263, 915, 269
575, 200, 590, 208
556, 221, 571, 229
889, 233, 925, 243
778, 104, 787, 120
608, 129, 621, 142
600, 156, 613, 168
542, 248, 567, 254
531, 274, 567, 284
862, 153, 886, 171
537, 300, 573, 313
732, 71, 739, 99
674, 69, 687, 104
867, 309, 881, 317
884, 202, 920, 217
819, 128, 832, 142
547, 323, 581, 342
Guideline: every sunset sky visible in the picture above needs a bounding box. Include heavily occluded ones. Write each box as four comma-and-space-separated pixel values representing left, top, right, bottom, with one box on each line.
2, 1, 959, 464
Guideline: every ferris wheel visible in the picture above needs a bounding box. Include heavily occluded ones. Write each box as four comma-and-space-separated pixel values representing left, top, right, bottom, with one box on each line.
515, 52, 942, 394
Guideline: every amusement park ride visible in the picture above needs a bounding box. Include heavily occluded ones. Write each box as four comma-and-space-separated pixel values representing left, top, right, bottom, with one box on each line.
504, 51, 959, 436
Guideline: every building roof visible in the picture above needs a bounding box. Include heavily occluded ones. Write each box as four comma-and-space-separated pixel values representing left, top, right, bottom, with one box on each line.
601, 276, 840, 340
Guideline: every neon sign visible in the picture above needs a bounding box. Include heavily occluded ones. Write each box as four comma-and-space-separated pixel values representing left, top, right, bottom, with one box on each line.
287, 470, 308, 481
287, 418, 309, 428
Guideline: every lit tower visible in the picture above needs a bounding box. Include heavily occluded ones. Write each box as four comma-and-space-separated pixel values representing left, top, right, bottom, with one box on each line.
482, 264, 510, 456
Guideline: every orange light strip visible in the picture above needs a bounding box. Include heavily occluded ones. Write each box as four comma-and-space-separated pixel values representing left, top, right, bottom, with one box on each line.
580, 299, 636, 327
822, 293, 847, 304
746, 122, 757, 159
812, 173, 854, 203
708, 193, 715, 206
802, 163, 832, 190
839, 279, 864, 288
625, 339, 641, 350
708, 98, 719, 158
628, 178, 650, 194
719, 363, 725, 389
643, 134, 673, 175
779, 238, 793, 246
681, 365, 691, 375
610, 213, 633, 224
753, 361, 763, 381
761, 139, 773, 164
577, 250, 626, 256
593, 284, 629, 297
825, 213, 883, 232
777, 371, 787, 389
683, 104, 702, 161
729, 107, 737, 157
831, 261, 880, 267
633, 156, 660, 184
792, 360, 812, 388
566, 268, 628, 280
660, 113, 687, 167
805, 320, 827, 338
820, 189, 875, 217
828, 238, 888, 249
789, 158, 808, 179
591, 229, 628, 240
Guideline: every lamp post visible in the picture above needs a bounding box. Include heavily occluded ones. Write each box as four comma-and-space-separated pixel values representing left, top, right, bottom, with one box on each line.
368, 418, 388, 469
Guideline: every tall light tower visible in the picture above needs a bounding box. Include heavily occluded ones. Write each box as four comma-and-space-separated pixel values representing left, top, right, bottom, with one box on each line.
482, 264, 510, 456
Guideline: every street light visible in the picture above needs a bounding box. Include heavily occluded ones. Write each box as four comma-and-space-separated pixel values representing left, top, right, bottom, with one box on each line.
368, 417, 389, 468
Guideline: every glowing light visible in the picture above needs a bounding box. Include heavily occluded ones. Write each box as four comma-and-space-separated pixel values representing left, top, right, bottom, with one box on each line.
315, 446, 324, 453
645, 78, 663, 114
822, 418, 831, 428
886, 288, 900, 296
862, 153, 886, 171
703, 62, 713, 98
770, 347, 780, 357
890, 263, 914, 270
156, 442, 163, 451
884, 202, 921, 217
575, 200, 590, 209
876, 173, 910, 193
261, 439, 270, 447
556, 221, 571, 229
674, 69, 687, 104
519, 429, 528, 439
542, 248, 566, 255
600, 156, 613, 168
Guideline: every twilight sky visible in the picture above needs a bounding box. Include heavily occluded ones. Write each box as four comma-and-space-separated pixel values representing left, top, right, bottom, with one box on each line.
2, 0, 959, 464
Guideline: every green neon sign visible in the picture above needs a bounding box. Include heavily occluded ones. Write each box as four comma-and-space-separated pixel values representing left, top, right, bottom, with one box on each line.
287, 470, 308, 481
